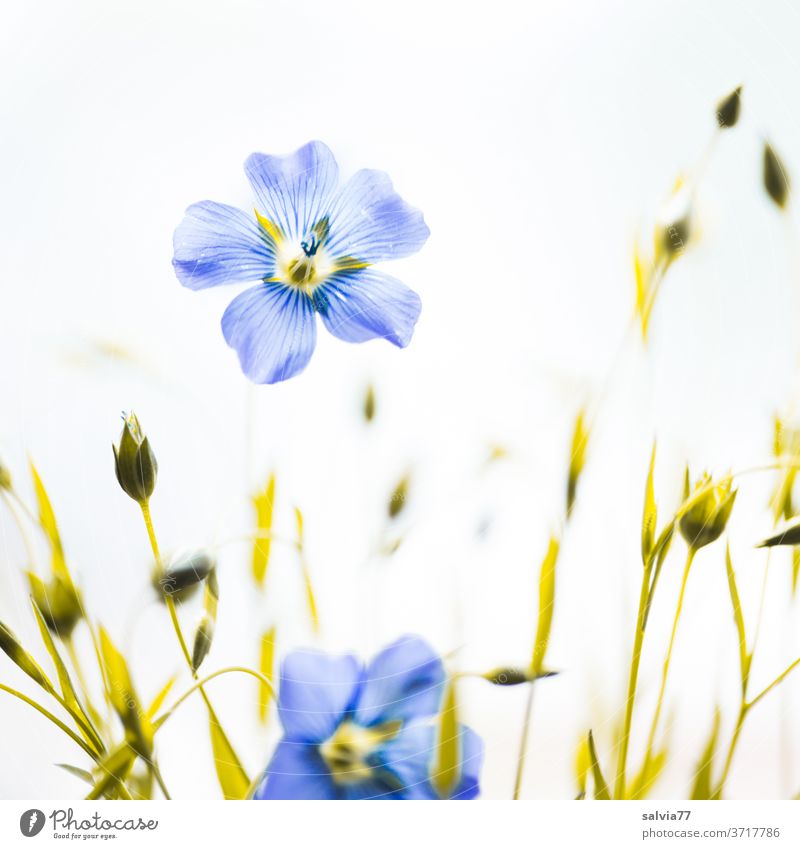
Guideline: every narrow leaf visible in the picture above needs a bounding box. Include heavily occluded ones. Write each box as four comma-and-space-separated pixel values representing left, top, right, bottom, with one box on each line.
566, 410, 589, 516
642, 444, 657, 566
258, 627, 276, 724
208, 704, 250, 800
56, 763, 94, 785
146, 675, 177, 720
85, 743, 136, 801
587, 730, 611, 800
294, 508, 319, 633
690, 708, 721, 800
251, 474, 275, 588
0, 619, 54, 694
431, 677, 461, 798
757, 519, 800, 548
629, 747, 668, 800
724, 545, 750, 693
192, 570, 219, 674
531, 536, 560, 675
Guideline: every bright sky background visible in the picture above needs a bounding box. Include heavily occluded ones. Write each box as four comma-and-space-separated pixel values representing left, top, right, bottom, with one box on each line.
2, 0, 800, 799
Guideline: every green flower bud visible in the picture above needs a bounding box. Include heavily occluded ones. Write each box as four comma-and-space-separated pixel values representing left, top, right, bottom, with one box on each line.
151, 548, 215, 603
764, 142, 790, 209
656, 181, 692, 262
388, 474, 410, 519
27, 572, 83, 638
678, 470, 737, 551
113, 412, 157, 504
483, 667, 530, 686
715, 85, 742, 129
363, 384, 376, 423
191, 611, 215, 674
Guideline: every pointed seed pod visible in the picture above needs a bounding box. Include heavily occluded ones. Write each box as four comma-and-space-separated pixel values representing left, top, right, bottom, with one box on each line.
153, 548, 215, 602
27, 572, 83, 637
387, 474, 410, 519
716, 86, 742, 129
363, 384, 376, 423
764, 143, 790, 209
0, 461, 11, 491
678, 470, 737, 551
113, 412, 158, 504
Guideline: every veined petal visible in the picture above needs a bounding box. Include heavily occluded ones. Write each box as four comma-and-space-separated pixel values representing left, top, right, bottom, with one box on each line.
374, 724, 484, 800
313, 269, 421, 348
252, 739, 340, 800
221, 284, 317, 384
326, 169, 429, 263
245, 141, 339, 240
173, 201, 275, 290
354, 635, 444, 727
277, 649, 362, 743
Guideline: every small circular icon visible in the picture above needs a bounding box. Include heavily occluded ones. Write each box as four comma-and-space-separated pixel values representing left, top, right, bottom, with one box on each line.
19, 809, 46, 837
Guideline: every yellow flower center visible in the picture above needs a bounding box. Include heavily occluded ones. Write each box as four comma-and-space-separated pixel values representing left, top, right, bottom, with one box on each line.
319, 720, 401, 786
255, 209, 369, 294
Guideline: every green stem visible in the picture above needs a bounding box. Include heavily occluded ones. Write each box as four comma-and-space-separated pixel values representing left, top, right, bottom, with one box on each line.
614, 557, 654, 799
748, 656, 800, 710
0, 682, 97, 760
153, 666, 275, 730
717, 702, 747, 793
512, 682, 536, 799
640, 546, 695, 785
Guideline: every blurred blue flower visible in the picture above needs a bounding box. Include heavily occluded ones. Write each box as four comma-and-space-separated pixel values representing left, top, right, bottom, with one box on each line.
173, 142, 429, 384
252, 635, 483, 799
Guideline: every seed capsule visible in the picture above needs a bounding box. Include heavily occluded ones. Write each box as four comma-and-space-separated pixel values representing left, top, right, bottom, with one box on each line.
113, 412, 158, 504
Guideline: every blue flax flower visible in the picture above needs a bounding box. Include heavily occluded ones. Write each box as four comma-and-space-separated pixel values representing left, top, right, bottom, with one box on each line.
252, 635, 483, 799
173, 141, 429, 384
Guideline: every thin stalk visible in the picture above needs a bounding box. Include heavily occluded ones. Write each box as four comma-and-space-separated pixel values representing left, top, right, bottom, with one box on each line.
153, 666, 275, 730
0, 682, 97, 760
512, 683, 536, 800
717, 655, 800, 794
640, 546, 695, 783
614, 558, 654, 799
64, 635, 105, 736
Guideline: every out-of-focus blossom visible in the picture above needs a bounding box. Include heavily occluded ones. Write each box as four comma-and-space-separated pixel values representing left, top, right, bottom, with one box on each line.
252, 635, 483, 799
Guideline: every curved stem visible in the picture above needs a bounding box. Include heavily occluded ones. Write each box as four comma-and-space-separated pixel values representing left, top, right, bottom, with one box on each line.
154, 666, 275, 730
641, 546, 695, 784
512, 683, 536, 799
0, 682, 97, 760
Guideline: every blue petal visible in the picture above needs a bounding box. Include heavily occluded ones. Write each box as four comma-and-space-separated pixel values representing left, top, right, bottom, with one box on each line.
354, 635, 444, 727
374, 724, 484, 800
252, 739, 341, 800
244, 141, 339, 241
172, 201, 274, 290
221, 284, 317, 384
326, 169, 429, 263
313, 269, 421, 348
277, 649, 362, 743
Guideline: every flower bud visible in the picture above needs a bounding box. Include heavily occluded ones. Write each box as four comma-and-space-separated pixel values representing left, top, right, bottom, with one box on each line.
191, 611, 215, 674
27, 572, 83, 637
113, 412, 157, 504
678, 470, 737, 551
152, 548, 215, 603
656, 181, 692, 262
481, 667, 559, 685
387, 474, 410, 520
715, 86, 742, 129
363, 384, 376, 423
763, 142, 790, 209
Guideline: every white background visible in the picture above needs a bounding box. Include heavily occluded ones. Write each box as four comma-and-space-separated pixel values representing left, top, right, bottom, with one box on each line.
2, 0, 800, 800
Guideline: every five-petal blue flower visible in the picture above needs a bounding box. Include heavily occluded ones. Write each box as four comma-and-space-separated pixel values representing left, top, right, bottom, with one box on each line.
173, 141, 429, 384
252, 635, 483, 799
